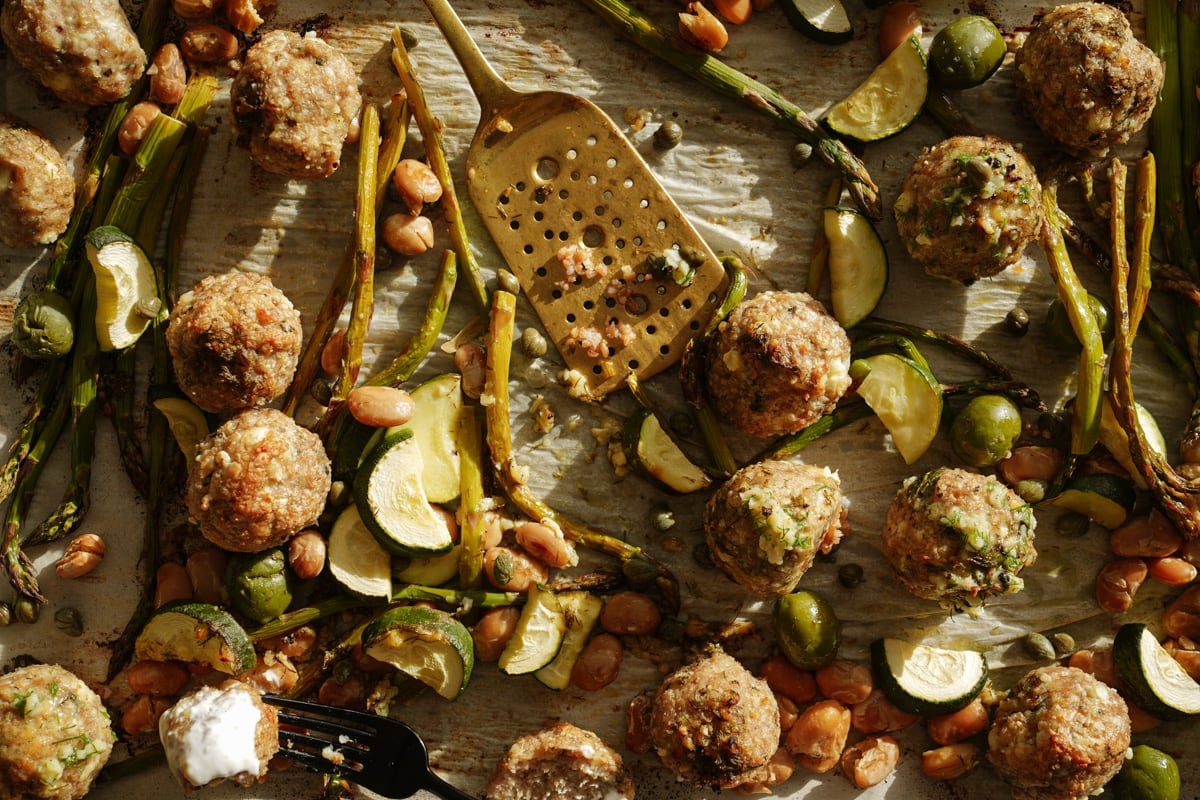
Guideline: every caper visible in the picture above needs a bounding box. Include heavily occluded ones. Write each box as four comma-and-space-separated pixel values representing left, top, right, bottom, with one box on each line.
496, 268, 521, 296
397, 26, 419, 50
54, 607, 84, 637
1014, 478, 1048, 503
837, 563, 865, 588
14, 597, 40, 624
1050, 632, 1075, 655
0, 602, 11, 627
650, 506, 676, 531
491, 550, 515, 586
310, 374, 334, 406
332, 659, 355, 684
12, 289, 76, 360
653, 120, 683, 150
1023, 631, 1055, 661
791, 141, 814, 168
521, 327, 548, 358
1055, 511, 1090, 538
1004, 307, 1030, 337
961, 156, 996, 193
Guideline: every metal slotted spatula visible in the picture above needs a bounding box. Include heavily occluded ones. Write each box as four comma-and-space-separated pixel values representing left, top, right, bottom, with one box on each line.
421, 0, 728, 400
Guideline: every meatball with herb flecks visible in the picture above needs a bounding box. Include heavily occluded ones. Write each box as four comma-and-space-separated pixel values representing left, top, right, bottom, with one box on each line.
230, 30, 362, 180
1014, 2, 1163, 158
186, 408, 331, 553
883, 467, 1037, 609
702, 291, 852, 438
485, 722, 635, 800
0, 664, 116, 800
1, 0, 146, 106
894, 135, 1042, 284
987, 665, 1130, 800
0, 114, 75, 248
166, 271, 302, 414
704, 460, 847, 596
648, 647, 779, 788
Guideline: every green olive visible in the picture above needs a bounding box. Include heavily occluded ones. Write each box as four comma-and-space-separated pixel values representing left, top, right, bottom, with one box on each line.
1044, 293, 1114, 350
773, 589, 841, 670
1106, 745, 1180, 800
226, 548, 295, 624
950, 394, 1023, 467
929, 16, 1006, 90
12, 290, 75, 360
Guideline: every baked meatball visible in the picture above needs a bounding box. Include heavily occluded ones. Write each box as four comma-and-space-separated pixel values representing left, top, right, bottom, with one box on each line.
704, 460, 846, 596
230, 30, 362, 179
882, 467, 1037, 608
648, 648, 779, 788
0, 114, 75, 248
988, 666, 1130, 800
703, 291, 852, 438
485, 722, 635, 800
0, 664, 116, 800
166, 271, 302, 414
187, 408, 331, 552
1014, 2, 1163, 157
894, 135, 1043, 283
159, 681, 279, 791
1, 0, 145, 106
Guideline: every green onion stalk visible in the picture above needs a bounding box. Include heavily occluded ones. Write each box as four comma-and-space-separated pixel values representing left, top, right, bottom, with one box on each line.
390, 26, 489, 310
283, 94, 411, 416
1041, 183, 1104, 455
315, 103, 382, 442
1109, 154, 1200, 538
485, 291, 682, 613
576, 0, 881, 220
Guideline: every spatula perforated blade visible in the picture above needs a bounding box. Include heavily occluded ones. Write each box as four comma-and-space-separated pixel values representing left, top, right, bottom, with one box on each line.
422, 0, 727, 400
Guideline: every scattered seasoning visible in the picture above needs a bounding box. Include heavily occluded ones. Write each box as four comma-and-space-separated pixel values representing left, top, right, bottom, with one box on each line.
1004, 307, 1030, 337
653, 120, 683, 150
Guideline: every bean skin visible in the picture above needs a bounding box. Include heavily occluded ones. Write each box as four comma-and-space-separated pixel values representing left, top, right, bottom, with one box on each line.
851, 689, 920, 733
625, 693, 653, 753
759, 655, 817, 705
1110, 511, 1183, 558
921, 743, 981, 780
841, 733, 900, 789
55, 533, 106, 579
785, 699, 850, 774
514, 521, 576, 569
347, 385, 416, 428
571, 632, 624, 690
926, 697, 989, 745
599, 591, 661, 636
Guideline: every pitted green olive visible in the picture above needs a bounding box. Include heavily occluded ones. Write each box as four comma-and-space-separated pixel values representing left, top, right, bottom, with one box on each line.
1107, 745, 1180, 800
12, 289, 75, 359
929, 16, 1006, 90
950, 394, 1023, 467
226, 548, 295, 624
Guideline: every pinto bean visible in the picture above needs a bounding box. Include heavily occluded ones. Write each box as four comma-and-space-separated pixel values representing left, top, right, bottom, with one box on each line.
347, 386, 416, 428
185, 547, 228, 604
1148, 556, 1198, 586
472, 607, 521, 663
127, 660, 190, 696
1110, 511, 1183, 558
154, 562, 193, 607
921, 743, 981, 780
1094, 557, 1148, 613
392, 159, 443, 213
759, 655, 817, 705
1163, 585, 1200, 640
55, 533, 106, 579
851, 689, 920, 733
514, 521, 575, 569
149, 44, 187, 105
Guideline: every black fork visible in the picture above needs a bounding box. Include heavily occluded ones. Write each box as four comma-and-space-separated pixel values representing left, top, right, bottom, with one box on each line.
265, 696, 478, 800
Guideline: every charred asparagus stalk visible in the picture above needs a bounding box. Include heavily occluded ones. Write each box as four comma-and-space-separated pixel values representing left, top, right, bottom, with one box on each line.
577, 0, 882, 219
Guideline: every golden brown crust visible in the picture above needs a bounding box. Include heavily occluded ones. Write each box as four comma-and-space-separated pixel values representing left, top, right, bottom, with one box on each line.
484, 722, 634, 800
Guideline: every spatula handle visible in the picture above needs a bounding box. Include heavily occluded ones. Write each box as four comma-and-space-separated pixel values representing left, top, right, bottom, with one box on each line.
420, 0, 522, 118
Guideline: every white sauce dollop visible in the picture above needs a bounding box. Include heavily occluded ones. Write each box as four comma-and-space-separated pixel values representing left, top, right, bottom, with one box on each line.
159, 685, 266, 787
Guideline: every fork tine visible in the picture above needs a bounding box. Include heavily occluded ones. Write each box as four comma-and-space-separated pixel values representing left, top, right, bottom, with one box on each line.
274, 710, 374, 744
273, 744, 359, 781
277, 727, 367, 761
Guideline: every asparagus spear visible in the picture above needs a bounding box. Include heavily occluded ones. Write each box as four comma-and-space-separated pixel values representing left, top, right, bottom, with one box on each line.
284, 95, 411, 416
1041, 183, 1104, 455
485, 291, 682, 612
576, 0, 881, 219
853, 318, 1013, 381
390, 26, 490, 309
457, 405, 487, 590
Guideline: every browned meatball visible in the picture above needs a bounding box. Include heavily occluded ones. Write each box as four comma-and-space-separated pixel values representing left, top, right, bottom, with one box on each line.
0, 664, 116, 800
1, 0, 145, 105
0, 114, 74, 248
186, 408, 331, 552
703, 291, 852, 438
894, 135, 1043, 283
166, 271, 302, 414
485, 722, 635, 800
230, 30, 362, 179
159, 681, 279, 791
1015, 3, 1163, 158
704, 460, 847, 596
882, 467, 1037, 609
987, 666, 1130, 800
648, 648, 779, 788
